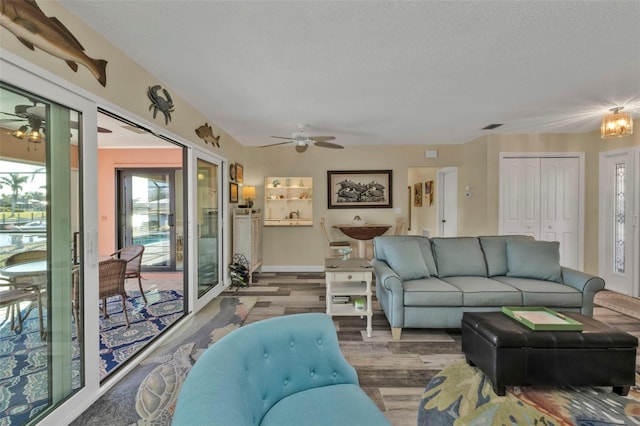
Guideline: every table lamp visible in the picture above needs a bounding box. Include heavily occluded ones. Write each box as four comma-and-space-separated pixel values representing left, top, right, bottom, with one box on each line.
242, 186, 256, 208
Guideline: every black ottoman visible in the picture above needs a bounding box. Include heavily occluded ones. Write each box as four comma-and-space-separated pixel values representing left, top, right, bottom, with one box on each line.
461, 311, 638, 396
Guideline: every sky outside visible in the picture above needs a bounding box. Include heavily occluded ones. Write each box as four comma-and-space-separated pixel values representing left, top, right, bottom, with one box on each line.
0, 160, 46, 196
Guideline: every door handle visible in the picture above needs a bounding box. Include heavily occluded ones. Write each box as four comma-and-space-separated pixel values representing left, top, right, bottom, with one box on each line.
169, 213, 175, 227
441, 219, 446, 223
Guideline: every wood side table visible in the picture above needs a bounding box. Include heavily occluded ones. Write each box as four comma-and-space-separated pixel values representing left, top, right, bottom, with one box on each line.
324, 257, 373, 337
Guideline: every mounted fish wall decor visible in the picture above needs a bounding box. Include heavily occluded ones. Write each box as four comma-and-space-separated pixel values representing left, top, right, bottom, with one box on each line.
195, 123, 220, 147
147, 85, 174, 125
0, 0, 108, 87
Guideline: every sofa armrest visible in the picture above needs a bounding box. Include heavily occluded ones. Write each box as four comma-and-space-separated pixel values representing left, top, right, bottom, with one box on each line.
371, 259, 405, 328
371, 259, 403, 292
561, 266, 605, 316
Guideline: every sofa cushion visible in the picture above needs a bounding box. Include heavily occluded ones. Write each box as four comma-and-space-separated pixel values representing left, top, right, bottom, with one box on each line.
384, 239, 430, 280
431, 237, 487, 278
261, 383, 391, 426
440, 276, 522, 306
506, 240, 562, 282
493, 276, 582, 307
479, 235, 534, 277
374, 236, 438, 277
403, 278, 462, 306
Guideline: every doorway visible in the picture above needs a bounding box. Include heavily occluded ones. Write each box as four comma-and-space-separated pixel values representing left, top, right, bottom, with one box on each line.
599, 148, 638, 297
438, 167, 458, 237
117, 169, 181, 271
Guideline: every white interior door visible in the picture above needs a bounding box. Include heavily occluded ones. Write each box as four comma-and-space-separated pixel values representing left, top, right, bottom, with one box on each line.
499, 155, 582, 269
540, 157, 580, 268
599, 149, 637, 296
500, 157, 540, 238
438, 167, 458, 237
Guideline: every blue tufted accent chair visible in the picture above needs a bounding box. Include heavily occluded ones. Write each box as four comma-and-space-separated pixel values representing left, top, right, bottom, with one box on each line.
172, 313, 390, 426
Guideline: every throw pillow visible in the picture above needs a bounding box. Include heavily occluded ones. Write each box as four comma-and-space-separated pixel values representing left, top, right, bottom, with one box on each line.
479, 235, 534, 276
384, 240, 430, 281
506, 240, 562, 282
431, 237, 487, 277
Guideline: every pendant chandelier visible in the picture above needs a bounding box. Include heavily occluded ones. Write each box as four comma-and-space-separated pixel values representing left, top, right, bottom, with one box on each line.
601, 107, 633, 139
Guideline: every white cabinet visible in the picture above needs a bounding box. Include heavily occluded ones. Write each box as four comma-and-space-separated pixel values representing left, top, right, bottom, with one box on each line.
264, 176, 313, 226
233, 208, 262, 282
324, 257, 373, 337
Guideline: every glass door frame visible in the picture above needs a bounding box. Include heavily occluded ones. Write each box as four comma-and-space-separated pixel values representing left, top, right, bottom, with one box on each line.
1, 52, 102, 424
188, 147, 227, 313
116, 168, 180, 271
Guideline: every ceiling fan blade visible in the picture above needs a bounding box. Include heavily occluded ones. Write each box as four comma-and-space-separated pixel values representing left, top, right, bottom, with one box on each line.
308, 136, 336, 142
270, 136, 296, 140
0, 118, 25, 123
260, 140, 294, 148
315, 141, 344, 149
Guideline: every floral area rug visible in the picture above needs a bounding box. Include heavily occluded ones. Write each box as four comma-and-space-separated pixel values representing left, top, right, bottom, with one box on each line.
418, 360, 640, 425
70, 296, 257, 426
0, 289, 183, 425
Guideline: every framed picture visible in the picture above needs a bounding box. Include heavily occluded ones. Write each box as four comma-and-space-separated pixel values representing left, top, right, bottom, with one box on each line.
425, 180, 433, 206
229, 163, 236, 182
327, 170, 392, 209
407, 186, 412, 231
236, 163, 243, 183
229, 182, 238, 203
414, 182, 422, 207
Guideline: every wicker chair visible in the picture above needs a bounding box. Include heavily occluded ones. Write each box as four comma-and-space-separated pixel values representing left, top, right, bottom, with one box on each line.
110, 245, 146, 303
99, 258, 130, 327
2, 250, 47, 338
0, 277, 38, 334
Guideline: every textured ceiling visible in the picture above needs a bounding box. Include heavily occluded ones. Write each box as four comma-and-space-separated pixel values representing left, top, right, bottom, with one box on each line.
60, 1, 640, 147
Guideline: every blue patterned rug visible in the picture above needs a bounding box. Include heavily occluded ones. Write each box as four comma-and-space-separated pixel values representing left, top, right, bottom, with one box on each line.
71, 296, 257, 426
0, 289, 184, 425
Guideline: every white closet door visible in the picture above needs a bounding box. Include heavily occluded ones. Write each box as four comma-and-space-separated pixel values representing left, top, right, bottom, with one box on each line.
540, 157, 580, 269
500, 158, 540, 238
499, 156, 581, 269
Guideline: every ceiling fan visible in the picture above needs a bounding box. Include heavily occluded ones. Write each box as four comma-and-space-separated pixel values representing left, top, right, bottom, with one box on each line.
1, 103, 112, 144
260, 124, 343, 153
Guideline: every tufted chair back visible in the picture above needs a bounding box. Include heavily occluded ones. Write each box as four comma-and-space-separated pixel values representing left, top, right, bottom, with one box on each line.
173, 313, 359, 425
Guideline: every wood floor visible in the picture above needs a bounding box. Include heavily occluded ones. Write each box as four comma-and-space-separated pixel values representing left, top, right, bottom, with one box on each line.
224, 272, 640, 426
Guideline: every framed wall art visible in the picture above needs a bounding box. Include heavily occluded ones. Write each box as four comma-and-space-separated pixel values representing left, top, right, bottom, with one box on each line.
229, 163, 237, 182
425, 180, 433, 206
327, 170, 392, 209
414, 182, 423, 207
229, 182, 238, 203
236, 163, 243, 183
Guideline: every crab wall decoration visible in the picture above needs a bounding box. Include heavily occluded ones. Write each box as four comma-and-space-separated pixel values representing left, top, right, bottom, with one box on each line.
147, 85, 174, 125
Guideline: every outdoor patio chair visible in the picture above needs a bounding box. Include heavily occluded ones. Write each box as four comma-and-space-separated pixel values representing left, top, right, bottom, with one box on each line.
99, 258, 130, 327
110, 245, 146, 303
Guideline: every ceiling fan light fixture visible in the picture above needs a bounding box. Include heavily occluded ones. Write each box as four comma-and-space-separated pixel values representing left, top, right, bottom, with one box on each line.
601, 107, 633, 139
27, 129, 43, 144
295, 144, 308, 153
10, 125, 28, 139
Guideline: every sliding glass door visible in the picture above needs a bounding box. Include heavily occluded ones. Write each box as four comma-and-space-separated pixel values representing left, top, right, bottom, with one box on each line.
0, 82, 82, 424
117, 169, 181, 271
196, 157, 221, 296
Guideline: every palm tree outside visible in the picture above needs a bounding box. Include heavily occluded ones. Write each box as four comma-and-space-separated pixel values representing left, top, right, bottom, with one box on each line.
0, 173, 30, 217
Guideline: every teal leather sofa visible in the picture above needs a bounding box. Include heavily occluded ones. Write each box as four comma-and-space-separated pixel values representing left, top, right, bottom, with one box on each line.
371, 235, 605, 339
172, 313, 391, 426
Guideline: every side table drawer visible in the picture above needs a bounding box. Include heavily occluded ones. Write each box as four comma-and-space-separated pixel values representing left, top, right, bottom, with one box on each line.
330, 272, 367, 282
